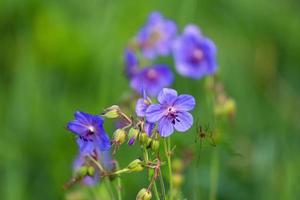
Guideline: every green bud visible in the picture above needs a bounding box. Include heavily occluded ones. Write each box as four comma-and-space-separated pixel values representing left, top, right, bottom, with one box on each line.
150, 139, 160, 152
128, 128, 139, 145
113, 129, 126, 144
127, 159, 144, 172
172, 173, 184, 188
76, 166, 88, 177
136, 188, 152, 200
102, 105, 120, 119
139, 132, 148, 144
146, 137, 152, 148
87, 166, 95, 176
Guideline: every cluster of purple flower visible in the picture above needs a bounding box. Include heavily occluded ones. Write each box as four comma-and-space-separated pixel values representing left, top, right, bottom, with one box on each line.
125, 11, 218, 96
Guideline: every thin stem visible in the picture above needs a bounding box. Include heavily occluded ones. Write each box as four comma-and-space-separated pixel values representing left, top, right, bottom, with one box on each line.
159, 169, 166, 200
115, 162, 122, 200
164, 138, 173, 200
153, 181, 160, 200
209, 149, 219, 200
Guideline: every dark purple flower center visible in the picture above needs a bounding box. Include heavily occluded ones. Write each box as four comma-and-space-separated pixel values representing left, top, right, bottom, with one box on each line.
80, 125, 96, 142
146, 69, 158, 80
167, 107, 180, 125
188, 48, 204, 64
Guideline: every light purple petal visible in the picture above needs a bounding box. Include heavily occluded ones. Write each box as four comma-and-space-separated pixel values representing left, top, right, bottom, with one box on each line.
94, 127, 111, 151
135, 98, 149, 117
68, 121, 88, 135
146, 104, 165, 123
76, 138, 94, 155
158, 116, 174, 137
157, 88, 178, 104
184, 24, 202, 36
144, 121, 155, 136
173, 112, 193, 132
174, 94, 196, 111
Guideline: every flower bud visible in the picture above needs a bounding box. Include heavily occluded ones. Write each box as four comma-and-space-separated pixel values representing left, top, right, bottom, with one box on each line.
139, 132, 148, 144
172, 173, 184, 188
224, 98, 236, 116
151, 139, 159, 152
76, 166, 88, 177
145, 137, 152, 148
128, 128, 139, 145
113, 129, 126, 144
127, 159, 144, 172
102, 105, 120, 119
87, 166, 95, 176
172, 159, 184, 173
136, 188, 152, 200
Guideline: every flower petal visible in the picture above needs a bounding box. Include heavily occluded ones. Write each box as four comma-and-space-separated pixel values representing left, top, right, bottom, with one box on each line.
94, 127, 111, 151
135, 98, 149, 117
158, 116, 174, 137
157, 88, 178, 104
75, 111, 93, 124
174, 112, 193, 132
174, 94, 196, 111
76, 138, 94, 155
68, 121, 88, 135
146, 104, 165, 123
144, 121, 155, 136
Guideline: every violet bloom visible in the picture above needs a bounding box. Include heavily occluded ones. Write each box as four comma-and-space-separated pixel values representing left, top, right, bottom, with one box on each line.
130, 65, 173, 97
136, 12, 177, 59
173, 25, 217, 79
146, 88, 195, 137
135, 92, 155, 136
67, 111, 111, 154
124, 48, 139, 78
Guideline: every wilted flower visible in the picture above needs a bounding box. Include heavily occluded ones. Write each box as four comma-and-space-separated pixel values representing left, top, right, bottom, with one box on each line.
130, 65, 173, 97
124, 48, 139, 78
67, 111, 111, 154
173, 24, 217, 79
146, 88, 195, 137
136, 11, 177, 59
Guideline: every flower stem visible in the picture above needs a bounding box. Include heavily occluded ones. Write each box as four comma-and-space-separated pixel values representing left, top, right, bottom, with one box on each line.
164, 138, 173, 200
159, 169, 166, 200
115, 162, 122, 200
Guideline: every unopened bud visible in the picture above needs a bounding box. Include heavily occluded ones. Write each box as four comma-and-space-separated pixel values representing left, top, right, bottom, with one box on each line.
102, 105, 120, 119
76, 166, 88, 177
172, 173, 184, 188
172, 159, 184, 173
113, 129, 126, 144
139, 132, 148, 144
146, 137, 152, 148
151, 140, 159, 152
128, 128, 139, 145
136, 188, 152, 200
224, 98, 236, 116
87, 166, 95, 176
128, 159, 144, 172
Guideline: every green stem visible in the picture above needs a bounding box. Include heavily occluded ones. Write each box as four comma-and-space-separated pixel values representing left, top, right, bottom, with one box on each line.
164, 138, 173, 200
153, 181, 160, 200
159, 170, 166, 200
209, 149, 219, 200
115, 162, 122, 200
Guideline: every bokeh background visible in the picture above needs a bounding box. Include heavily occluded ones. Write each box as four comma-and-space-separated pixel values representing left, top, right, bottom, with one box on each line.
1, 0, 300, 199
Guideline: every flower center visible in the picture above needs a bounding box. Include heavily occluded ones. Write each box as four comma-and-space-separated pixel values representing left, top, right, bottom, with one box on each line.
167, 107, 180, 125
147, 69, 158, 80
193, 49, 204, 60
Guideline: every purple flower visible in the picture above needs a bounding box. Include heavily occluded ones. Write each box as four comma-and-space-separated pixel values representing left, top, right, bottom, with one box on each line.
67, 111, 111, 154
136, 12, 177, 59
124, 48, 139, 78
135, 92, 155, 136
130, 65, 173, 97
173, 25, 217, 79
146, 88, 195, 137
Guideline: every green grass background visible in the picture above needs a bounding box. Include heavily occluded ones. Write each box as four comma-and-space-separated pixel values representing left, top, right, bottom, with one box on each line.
1, 0, 300, 199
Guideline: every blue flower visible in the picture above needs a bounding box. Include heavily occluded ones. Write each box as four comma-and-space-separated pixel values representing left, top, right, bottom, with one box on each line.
124, 48, 139, 78
130, 65, 173, 97
135, 92, 155, 136
173, 25, 217, 79
136, 11, 177, 59
146, 88, 195, 137
67, 111, 111, 154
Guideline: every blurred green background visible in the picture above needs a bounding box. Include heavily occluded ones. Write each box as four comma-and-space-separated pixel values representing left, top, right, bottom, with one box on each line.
1, 0, 300, 199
